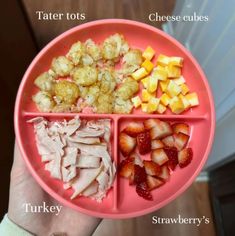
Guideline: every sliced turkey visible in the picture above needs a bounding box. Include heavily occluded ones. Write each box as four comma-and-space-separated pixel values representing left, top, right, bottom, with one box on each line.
81, 181, 99, 197
71, 164, 103, 199
67, 136, 100, 144
29, 116, 116, 202
76, 155, 101, 168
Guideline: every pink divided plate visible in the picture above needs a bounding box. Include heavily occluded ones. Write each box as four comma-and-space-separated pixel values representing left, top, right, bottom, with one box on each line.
14, 19, 215, 219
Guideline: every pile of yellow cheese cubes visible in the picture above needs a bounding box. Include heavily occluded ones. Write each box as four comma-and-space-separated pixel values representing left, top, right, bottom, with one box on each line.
131, 46, 199, 114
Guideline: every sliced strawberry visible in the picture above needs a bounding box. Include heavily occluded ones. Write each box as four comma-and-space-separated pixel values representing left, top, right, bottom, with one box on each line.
136, 182, 153, 200
151, 148, 169, 166
158, 165, 170, 180
151, 139, 165, 149
133, 165, 147, 184
174, 132, 189, 151
143, 160, 162, 176
150, 121, 173, 139
178, 148, 193, 168
143, 118, 161, 130
123, 122, 145, 137
172, 123, 190, 135
119, 162, 134, 178
130, 153, 144, 167
137, 132, 151, 155
162, 135, 175, 147
129, 171, 135, 185
164, 147, 178, 170
118, 156, 134, 171
147, 175, 165, 190
119, 132, 136, 157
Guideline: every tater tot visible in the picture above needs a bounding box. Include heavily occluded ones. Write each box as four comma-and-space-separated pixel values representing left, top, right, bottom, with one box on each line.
102, 34, 129, 61
32, 91, 55, 112
54, 80, 79, 104
85, 39, 102, 61
34, 72, 55, 93
79, 86, 89, 99
113, 97, 133, 114
81, 54, 94, 66
123, 49, 143, 66
51, 56, 74, 77
115, 77, 139, 100
85, 85, 100, 105
66, 41, 84, 65
72, 66, 98, 86
52, 103, 71, 113
96, 94, 113, 113
99, 69, 116, 94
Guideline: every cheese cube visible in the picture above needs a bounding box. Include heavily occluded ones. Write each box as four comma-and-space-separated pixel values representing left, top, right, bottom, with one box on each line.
141, 76, 150, 88
157, 54, 170, 66
147, 76, 158, 93
132, 67, 148, 81
141, 103, 148, 113
142, 89, 155, 102
159, 80, 170, 92
167, 62, 181, 77
170, 57, 183, 67
169, 96, 185, 114
157, 103, 167, 114
180, 83, 190, 95
173, 76, 185, 85
185, 92, 199, 107
147, 97, 160, 113
151, 68, 168, 81
141, 59, 154, 72
131, 96, 142, 108
155, 65, 166, 71
142, 46, 155, 60
160, 93, 171, 106
166, 80, 182, 98
178, 94, 190, 110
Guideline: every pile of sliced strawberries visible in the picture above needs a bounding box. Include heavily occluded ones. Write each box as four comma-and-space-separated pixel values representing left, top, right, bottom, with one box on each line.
118, 118, 193, 200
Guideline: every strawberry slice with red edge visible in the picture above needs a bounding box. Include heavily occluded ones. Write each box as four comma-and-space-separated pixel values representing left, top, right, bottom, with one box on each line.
151, 139, 165, 149
158, 165, 170, 180
143, 160, 162, 176
151, 148, 169, 166
136, 181, 153, 201
118, 156, 134, 170
172, 123, 190, 135
137, 131, 151, 155
143, 118, 160, 130
123, 122, 145, 137
119, 157, 135, 178
130, 152, 144, 167
133, 165, 147, 185
162, 135, 175, 147
164, 147, 178, 170
150, 121, 173, 139
178, 147, 193, 168
119, 132, 136, 157
174, 132, 189, 151
147, 175, 165, 190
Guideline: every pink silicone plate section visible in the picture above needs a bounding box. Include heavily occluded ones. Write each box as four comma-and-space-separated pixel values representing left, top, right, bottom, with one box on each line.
14, 19, 215, 219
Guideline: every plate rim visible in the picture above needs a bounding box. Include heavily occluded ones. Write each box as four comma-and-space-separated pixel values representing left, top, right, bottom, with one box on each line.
14, 19, 216, 219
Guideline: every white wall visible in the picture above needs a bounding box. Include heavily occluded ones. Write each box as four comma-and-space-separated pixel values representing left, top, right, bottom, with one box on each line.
162, 0, 235, 168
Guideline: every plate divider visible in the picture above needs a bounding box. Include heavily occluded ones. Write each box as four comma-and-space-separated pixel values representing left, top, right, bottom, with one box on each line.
23, 111, 208, 120
112, 115, 121, 210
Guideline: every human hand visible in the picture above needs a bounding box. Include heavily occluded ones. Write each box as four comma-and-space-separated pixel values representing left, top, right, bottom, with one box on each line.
8, 142, 101, 236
